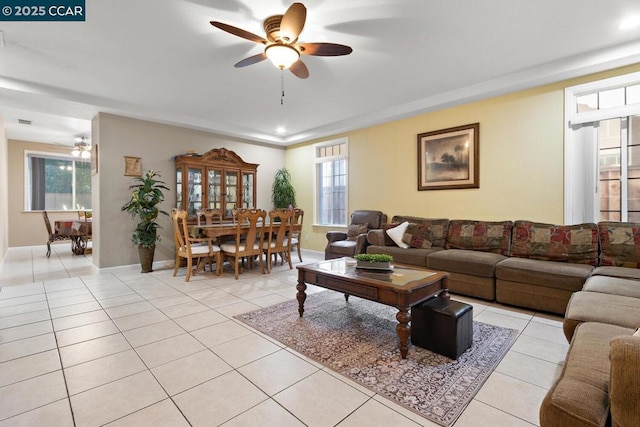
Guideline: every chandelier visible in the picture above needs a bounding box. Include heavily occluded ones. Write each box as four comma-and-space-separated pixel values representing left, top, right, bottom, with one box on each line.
71, 137, 91, 159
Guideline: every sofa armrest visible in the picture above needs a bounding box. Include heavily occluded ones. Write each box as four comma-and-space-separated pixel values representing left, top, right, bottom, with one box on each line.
326, 231, 348, 244
353, 234, 369, 255
367, 229, 386, 246
609, 334, 640, 427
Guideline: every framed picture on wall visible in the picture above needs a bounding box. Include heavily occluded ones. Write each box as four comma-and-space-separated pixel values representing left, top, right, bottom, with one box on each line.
417, 123, 479, 190
124, 156, 142, 177
91, 144, 98, 176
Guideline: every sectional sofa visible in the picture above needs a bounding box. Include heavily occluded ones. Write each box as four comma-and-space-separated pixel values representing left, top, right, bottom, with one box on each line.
539, 274, 640, 426
367, 215, 604, 315
365, 215, 640, 426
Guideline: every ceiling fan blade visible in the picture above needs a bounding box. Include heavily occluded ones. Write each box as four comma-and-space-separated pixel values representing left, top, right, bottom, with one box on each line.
234, 52, 267, 68
298, 42, 353, 56
279, 3, 306, 43
289, 59, 309, 79
210, 21, 267, 44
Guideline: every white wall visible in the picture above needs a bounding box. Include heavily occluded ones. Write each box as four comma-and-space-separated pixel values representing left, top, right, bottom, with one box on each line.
93, 113, 285, 268
0, 116, 8, 261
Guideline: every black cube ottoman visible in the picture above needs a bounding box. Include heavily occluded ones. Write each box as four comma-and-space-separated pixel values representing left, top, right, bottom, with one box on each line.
411, 297, 473, 359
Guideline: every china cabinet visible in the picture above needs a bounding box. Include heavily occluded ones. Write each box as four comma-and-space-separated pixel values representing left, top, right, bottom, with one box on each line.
175, 148, 258, 220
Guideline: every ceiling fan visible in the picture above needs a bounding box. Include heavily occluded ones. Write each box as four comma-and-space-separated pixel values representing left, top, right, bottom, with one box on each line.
210, 2, 352, 79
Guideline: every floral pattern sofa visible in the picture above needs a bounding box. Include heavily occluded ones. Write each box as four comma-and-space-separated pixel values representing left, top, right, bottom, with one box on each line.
367, 216, 637, 315
368, 216, 640, 426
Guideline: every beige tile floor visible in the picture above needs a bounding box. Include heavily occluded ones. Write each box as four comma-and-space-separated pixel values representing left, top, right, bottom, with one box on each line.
0, 244, 568, 426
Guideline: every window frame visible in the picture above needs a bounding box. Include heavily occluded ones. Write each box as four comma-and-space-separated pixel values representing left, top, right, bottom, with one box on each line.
23, 150, 91, 212
565, 71, 640, 224
312, 137, 349, 226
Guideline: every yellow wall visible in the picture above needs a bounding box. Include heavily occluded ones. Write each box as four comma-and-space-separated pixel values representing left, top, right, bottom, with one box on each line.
287, 64, 640, 253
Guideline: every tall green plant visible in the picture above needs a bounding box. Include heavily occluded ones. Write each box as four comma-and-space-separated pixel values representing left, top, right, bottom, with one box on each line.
121, 170, 170, 248
272, 168, 296, 209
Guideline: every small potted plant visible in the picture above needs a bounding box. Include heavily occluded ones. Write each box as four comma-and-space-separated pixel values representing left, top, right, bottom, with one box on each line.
354, 253, 393, 270
121, 170, 169, 273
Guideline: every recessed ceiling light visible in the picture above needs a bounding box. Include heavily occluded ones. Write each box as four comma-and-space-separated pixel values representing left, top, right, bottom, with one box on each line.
619, 15, 640, 30
277, 126, 286, 134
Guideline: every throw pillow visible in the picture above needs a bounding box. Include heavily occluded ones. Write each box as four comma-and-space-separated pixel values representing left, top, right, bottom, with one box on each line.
446, 220, 512, 255
347, 223, 368, 241
598, 221, 640, 267
511, 220, 598, 265
402, 223, 433, 249
381, 223, 400, 246
386, 221, 410, 248
390, 216, 449, 247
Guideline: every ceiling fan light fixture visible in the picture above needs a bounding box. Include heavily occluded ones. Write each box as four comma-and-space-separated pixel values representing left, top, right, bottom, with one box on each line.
265, 44, 299, 69
72, 137, 91, 158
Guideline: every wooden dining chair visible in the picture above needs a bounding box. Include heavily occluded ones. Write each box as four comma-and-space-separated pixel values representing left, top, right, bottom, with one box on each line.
262, 209, 294, 273
196, 208, 223, 226
172, 209, 221, 282
78, 211, 93, 255
77, 210, 92, 220
42, 211, 72, 257
220, 208, 266, 279
194, 208, 223, 269
289, 208, 304, 262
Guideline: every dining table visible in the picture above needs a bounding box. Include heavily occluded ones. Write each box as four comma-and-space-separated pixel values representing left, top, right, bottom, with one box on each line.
191, 221, 301, 240
54, 219, 92, 255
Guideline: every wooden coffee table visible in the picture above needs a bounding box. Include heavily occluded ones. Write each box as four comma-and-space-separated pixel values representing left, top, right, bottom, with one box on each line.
296, 257, 450, 359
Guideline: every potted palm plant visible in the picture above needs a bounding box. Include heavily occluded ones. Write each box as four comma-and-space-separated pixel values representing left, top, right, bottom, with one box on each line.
121, 170, 169, 273
272, 167, 296, 209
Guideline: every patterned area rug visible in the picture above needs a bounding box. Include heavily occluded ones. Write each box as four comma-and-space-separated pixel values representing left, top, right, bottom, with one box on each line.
235, 291, 519, 427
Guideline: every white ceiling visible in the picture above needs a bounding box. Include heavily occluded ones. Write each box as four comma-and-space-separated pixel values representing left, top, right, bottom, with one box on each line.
1, 0, 640, 147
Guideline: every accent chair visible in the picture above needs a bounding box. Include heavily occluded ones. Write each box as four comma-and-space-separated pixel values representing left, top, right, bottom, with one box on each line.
324, 210, 387, 260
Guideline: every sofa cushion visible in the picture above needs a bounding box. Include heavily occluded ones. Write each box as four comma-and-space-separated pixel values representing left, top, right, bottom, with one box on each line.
347, 223, 368, 241
539, 322, 635, 427
386, 221, 409, 248
351, 210, 387, 230
403, 223, 433, 249
327, 240, 357, 256
582, 275, 640, 299
366, 245, 443, 267
609, 334, 640, 427
591, 265, 640, 280
563, 291, 640, 342
391, 216, 449, 248
496, 257, 593, 291
427, 249, 506, 277
598, 221, 640, 267
445, 220, 512, 255
510, 220, 598, 265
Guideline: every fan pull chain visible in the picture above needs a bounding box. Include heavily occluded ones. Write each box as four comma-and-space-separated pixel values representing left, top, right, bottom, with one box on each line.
280, 70, 285, 105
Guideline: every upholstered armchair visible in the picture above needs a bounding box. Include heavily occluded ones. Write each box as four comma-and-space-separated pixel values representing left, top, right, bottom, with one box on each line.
325, 210, 387, 260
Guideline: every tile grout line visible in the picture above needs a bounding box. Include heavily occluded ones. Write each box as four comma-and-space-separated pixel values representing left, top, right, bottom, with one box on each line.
43, 281, 78, 427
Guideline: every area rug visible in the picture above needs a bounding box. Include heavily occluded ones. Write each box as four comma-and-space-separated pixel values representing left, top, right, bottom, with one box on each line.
234, 291, 519, 427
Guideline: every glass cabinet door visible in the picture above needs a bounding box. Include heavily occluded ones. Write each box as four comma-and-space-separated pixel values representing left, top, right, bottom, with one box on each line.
225, 171, 238, 218
207, 169, 222, 210
176, 168, 183, 210
188, 168, 203, 216
242, 171, 255, 208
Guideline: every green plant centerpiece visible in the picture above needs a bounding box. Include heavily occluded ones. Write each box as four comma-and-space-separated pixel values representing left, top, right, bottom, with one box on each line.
354, 253, 393, 270
121, 170, 169, 273
272, 168, 296, 209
